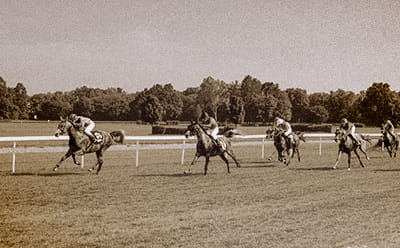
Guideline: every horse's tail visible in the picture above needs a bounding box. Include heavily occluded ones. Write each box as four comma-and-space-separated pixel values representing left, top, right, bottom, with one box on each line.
223, 128, 242, 138
295, 131, 306, 142
110, 130, 125, 144
360, 134, 372, 144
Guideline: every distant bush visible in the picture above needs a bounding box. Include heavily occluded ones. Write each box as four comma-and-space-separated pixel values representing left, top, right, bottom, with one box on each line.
354, 123, 366, 128
152, 125, 186, 135
166, 120, 180, 125
292, 124, 332, 133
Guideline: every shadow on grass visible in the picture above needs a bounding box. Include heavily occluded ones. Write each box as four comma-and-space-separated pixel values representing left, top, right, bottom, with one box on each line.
240, 164, 277, 169
133, 172, 205, 177
290, 167, 334, 171
374, 169, 400, 172
9, 172, 84, 177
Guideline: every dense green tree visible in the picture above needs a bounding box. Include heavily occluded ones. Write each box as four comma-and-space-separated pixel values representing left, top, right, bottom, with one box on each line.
360, 83, 396, 126
240, 75, 263, 122
326, 89, 357, 123
307, 105, 329, 124
180, 87, 200, 121
262, 82, 292, 121
229, 95, 245, 126
0, 77, 13, 119
142, 95, 165, 123
197, 76, 228, 120
286, 88, 309, 122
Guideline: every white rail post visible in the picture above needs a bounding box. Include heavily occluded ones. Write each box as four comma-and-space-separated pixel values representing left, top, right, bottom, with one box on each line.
12, 141, 16, 173
181, 140, 186, 164
261, 138, 265, 159
319, 137, 322, 156
135, 140, 139, 167
81, 155, 85, 168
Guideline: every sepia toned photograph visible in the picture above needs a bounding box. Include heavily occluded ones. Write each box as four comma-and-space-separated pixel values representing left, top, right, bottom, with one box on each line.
1, 0, 400, 247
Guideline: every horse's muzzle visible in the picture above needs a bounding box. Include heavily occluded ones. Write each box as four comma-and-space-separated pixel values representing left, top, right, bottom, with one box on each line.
55, 130, 61, 137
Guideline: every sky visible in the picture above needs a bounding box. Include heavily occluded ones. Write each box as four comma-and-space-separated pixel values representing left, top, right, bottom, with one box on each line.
2, 0, 400, 95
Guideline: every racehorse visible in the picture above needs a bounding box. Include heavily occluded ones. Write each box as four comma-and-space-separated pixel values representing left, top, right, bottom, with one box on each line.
379, 131, 399, 158
333, 128, 370, 170
54, 117, 125, 174
183, 121, 240, 175
265, 128, 305, 166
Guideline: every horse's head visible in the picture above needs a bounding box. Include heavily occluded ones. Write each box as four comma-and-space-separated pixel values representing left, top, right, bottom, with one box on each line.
266, 127, 280, 139
334, 128, 345, 143
54, 116, 73, 137
184, 121, 201, 138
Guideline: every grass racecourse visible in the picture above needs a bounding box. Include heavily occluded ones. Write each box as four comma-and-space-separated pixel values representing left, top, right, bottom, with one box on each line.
1, 121, 400, 248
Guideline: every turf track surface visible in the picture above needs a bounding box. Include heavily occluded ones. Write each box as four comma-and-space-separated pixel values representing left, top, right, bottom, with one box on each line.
1, 142, 400, 248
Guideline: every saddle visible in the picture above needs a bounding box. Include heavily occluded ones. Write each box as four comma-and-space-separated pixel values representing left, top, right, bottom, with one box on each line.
92, 131, 103, 143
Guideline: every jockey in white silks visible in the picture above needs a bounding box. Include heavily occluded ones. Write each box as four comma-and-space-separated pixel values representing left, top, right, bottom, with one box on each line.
273, 117, 294, 145
340, 118, 361, 145
382, 119, 396, 140
199, 112, 219, 139
68, 114, 96, 142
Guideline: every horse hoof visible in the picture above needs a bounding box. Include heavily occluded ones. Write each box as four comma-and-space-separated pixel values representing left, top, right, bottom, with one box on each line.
88, 168, 94, 172
184, 170, 191, 175
347, 168, 351, 171
53, 167, 58, 172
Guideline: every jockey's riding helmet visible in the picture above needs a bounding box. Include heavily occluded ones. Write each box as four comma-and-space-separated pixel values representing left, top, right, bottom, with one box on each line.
275, 117, 284, 125
341, 118, 348, 124
200, 112, 209, 120
68, 114, 78, 121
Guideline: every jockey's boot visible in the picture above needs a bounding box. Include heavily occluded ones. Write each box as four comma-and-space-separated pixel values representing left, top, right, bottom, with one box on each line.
88, 133, 96, 143
351, 135, 361, 146
212, 138, 223, 151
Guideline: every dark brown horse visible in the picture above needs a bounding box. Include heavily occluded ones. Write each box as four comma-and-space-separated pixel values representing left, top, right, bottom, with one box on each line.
333, 128, 370, 170
54, 117, 125, 174
265, 128, 305, 166
183, 122, 240, 175
379, 131, 399, 158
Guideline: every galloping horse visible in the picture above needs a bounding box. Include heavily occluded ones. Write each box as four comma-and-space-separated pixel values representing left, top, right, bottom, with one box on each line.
333, 128, 370, 170
183, 121, 240, 175
380, 131, 399, 158
266, 128, 305, 166
54, 117, 125, 174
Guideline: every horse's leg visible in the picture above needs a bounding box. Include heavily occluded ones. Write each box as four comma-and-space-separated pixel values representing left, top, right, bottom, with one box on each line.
285, 156, 290, 166
54, 149, 74, 171
94, 150, 104, 174
204, 156, 210, 175
296, 147, 301, 162
226, 150, 240, 168
347, 152, 351, 171
360, 143, 370, 160
219, 152, 230, 173
354, 149, 364, 168
184, 153, 200, 174
71, 154, 81, 166
333, 150, 342, 169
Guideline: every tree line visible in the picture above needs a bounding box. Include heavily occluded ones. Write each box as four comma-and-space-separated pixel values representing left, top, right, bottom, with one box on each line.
1, 75, 399, 126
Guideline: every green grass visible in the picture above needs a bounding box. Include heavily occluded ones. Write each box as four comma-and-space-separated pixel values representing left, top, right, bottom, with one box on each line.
1, 141, 400, 248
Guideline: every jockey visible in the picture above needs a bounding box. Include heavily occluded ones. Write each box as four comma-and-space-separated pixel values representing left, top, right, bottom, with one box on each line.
199, 112, 219, 139
199, 112, 221, 148
382, 119, 396, 140
68, 114, 96, 142
340, 118, 361, 145
273, 117, 294, 145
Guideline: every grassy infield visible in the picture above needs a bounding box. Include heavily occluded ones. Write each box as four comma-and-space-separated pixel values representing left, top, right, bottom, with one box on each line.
1, 121, 400, 248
